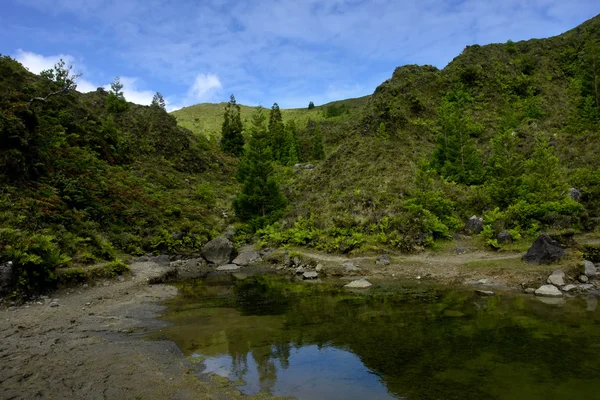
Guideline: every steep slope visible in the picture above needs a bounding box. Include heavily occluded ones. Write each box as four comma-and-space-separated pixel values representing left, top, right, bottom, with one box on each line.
0, 56, 236, 294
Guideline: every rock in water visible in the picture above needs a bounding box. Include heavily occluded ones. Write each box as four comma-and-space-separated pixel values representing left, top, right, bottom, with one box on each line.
464, 216, 484, 234
232, 248, 261, 266
303, 271, 318, 280
583, 260, 596, 278
534, 285, 563, 297
202, 237, 234, 265
546, 270, 565, 286
344, 279, 372, 289
562, 284, 578, 292
216, 264, 241, 271
475, 290, 495, 296
522, 234, 566, 264
375, 254, 391, 265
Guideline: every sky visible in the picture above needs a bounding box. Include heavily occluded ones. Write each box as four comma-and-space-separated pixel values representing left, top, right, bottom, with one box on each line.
1, 1, 598, 111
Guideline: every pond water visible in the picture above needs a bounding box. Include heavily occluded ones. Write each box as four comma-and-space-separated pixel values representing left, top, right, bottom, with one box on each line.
149, 275, 600, 399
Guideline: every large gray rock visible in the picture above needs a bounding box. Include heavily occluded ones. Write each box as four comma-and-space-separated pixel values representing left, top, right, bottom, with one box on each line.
583, 260, 596, 278
547, 270, 565, 287
497, 232, 512, 245
522, 234, 566, 264
303, 271, 318, 280
535, 285, 563, 297
344, 278, 372, 289
202, 237, 234, 265
562, 284, 578, 292
464, 216, 484, 234
232, 248, 261, 266
170, 257, 207, 279
0, 261, 14, 292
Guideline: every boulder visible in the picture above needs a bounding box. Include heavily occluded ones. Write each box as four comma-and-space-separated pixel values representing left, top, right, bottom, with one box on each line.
202, 237, 234, 265
344, 278, 372, 289
497, 232, 512, 245
375, 254, 391, 266
546, 270, 565, 287
456, 247, 468, 255
464, 216, 484, 235
170, 257, 207, 279
534, 285, 563, 297
303, 271, 318, 280
0, 261, 14, 292
583, 260, 596, 278
579, 275, 589, 283
295, 266, 306, 274
522, 234, 566, 264
569, 188, 582, 202
562, 284, 578, 292
315, 264, 323, 272
216, 264, 241, 271
232, 248, 261, 266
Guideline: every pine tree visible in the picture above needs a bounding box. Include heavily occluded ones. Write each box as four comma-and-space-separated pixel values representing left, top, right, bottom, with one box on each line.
486, 129, 524, 207
308, 101, 315, 110
284, 120, 300, 165
151, 92, 166, 110
233, 107, 286, 225
107, 76, 128, 113
220, 94, 245, 156
311, 123, 325, 160
268, 103, 285, 162
431, 87, 482, 185
524, 134, 565, 203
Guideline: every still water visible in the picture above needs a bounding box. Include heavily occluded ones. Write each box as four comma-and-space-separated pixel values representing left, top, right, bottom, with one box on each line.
150, 275, 600, 399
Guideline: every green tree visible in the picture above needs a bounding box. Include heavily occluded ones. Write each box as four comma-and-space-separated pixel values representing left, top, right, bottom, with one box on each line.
151, 92, 166, 110
268, 103, 285, 161
311, 123, 325, 160
33, 59, 82, 103
308, 101, 315, 110
284, 120, 300, 165
486, 129, 524, 207
220, 94, 245, 156
233, 107, 286, 226
523, 134, 565, 203
376, 121, 388, 140
107, 76, 128, 113
431, 87, 482, 185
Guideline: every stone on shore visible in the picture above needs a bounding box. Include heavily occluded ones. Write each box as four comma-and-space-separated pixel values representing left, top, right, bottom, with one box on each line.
534, 285, 563, 297
344, 279, 372, 289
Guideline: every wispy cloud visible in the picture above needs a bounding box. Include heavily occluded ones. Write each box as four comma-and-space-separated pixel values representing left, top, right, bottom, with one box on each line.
4, 0, 599, 108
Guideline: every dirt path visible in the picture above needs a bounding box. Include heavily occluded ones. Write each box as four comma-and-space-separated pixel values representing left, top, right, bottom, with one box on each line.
0, 262, 260, 400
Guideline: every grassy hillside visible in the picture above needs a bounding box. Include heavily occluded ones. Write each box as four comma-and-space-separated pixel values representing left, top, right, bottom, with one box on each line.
171, 96, 369, 140
0, 55, 237, 294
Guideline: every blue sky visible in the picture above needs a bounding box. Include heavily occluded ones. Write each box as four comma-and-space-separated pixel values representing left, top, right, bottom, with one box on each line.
1, 0, 598, 111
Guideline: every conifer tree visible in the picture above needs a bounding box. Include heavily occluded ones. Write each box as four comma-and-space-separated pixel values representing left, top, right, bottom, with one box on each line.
220, 94, 245, 156
233, 107, 286, 225
284, 120, 300, 165
268, 103, 285, 161
523, 134, 565, 203
107, 76, 128, 113
151, 92, 166, 110
311, 123, 325, 160
431, 87, 482, 185
308, 101, 315, 110
486, 129, 524, 207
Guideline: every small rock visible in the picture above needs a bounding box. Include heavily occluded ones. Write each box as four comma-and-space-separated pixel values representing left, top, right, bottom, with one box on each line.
477, 279, 489, 285
583, 260, 596, 278
344, 278, 372, 289
416, 276, 421, 280
497, 232, 512, 244
117, 275, 125, 282
293, 257, 301, 266
303, 164, 315, 170
475, 290, 495, 296
562, 284, 578, 292
315, 264, 323, 272
216, 264, 241, 271
343, 261, 360, 272
579, 275, 589, 283
295, 266, 305, 274
579, 284, 594, 291
569, 187, 582, 202
232, 248, 261, 266
303, 271, 318, 280
82, 284, 89, 288
524, 288, 536, 294
375, 254, 391, 266
535, 285, 563, 297
547, 270, 565, 286
49, 302, 59, 308
456, 247, 468, 255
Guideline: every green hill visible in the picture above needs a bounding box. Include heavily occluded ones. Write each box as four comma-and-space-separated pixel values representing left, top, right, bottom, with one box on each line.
171, 97, 370, 140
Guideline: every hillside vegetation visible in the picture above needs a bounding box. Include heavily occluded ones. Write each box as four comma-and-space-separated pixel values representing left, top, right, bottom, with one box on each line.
0, 56, 237, 294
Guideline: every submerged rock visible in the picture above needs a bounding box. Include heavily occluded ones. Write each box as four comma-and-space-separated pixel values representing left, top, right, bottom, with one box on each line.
475, 290, 495, 296
202, 237, 234, 265
522, 234, 566, 264
344, 279, 372, 289
535, 285, 563, 297
524, 288, 536, 294
547, 270, 565, 287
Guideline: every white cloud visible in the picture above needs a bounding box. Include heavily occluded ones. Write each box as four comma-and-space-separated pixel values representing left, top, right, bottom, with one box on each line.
76, 79, 99, 93
14, 49, 75, 74
187, 73, 222, 102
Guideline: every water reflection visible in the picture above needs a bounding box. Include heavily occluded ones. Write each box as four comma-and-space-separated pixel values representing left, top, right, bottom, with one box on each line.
151, 275, 600, 400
